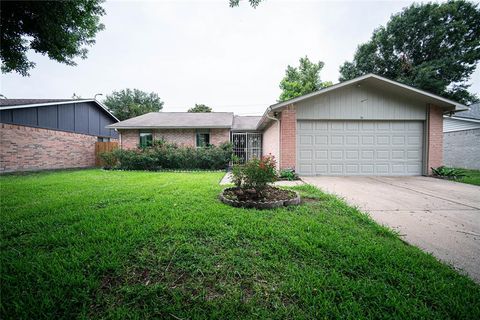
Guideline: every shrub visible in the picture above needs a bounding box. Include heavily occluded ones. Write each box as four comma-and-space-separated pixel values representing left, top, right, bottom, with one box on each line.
99, 151, 118, 170
100, 142, 233, 171
231, 155, 277, 191
431, 166, 465, 179
279, 168, 298, 181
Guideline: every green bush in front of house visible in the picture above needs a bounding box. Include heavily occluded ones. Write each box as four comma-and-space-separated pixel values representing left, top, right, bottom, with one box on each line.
100, 141, 233, 171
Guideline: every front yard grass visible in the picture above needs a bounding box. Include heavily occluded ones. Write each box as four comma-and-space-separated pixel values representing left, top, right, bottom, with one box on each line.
1, 170, 479, 319
456, 168, 480, 186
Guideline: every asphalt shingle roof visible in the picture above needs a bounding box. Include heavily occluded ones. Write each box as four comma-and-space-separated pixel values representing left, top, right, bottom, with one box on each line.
0, 99, 76, 107
455, 103, 480, 120
108, 112, 234, 129
232, 116, 262, 130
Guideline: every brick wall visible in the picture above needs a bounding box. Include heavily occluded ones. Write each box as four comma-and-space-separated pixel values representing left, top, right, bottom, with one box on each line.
279, 105, 296, 169
155, 129, 195, 147
444, 129, 480, 170
427, 104, 443, 173
0, 123, 98, 173
210, 128, 230, 146
119, 129, 139, 150
119, 128, 230, 149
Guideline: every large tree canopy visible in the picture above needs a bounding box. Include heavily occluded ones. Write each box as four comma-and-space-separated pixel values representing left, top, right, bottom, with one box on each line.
104, 89, 164, 121
339, 0, 480, 104
188, 104, 212, 113
1, 0, 105, 76
278, 56, 332, 102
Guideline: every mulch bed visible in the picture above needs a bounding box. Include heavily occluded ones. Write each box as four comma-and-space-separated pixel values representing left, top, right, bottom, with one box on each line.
219, 186, 300, 209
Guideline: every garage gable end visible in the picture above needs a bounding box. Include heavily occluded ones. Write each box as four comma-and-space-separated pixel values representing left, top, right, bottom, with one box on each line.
295, 83, 427, 121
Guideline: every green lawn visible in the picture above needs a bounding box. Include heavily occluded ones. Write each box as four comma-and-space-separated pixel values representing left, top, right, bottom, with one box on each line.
456, 168, 480, 186
1, 170, 479, 319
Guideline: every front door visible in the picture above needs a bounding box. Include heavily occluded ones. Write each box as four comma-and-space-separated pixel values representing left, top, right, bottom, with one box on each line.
232, 132, 262, 163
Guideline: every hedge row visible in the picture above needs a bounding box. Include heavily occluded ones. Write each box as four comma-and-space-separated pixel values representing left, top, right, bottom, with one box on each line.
100, 142, 233, 171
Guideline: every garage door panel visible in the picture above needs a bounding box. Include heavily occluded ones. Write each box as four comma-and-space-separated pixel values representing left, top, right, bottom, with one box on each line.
315, 150, 327, 160
297, 120, 423, 176
315, 122, 328, 130
330, 122, 345, 130
330, 164, 343, 174
299, 135, 313, 145
345, 164, 359, 173
362, 150, 375, 160
345, 136, 359, 145
346, 122, 359, 131
315, 164, 328, 173
330, 150, 343, 160
315, 135, 328, 145
375, 164, 389, 174
376, 150, 390, 160
346, 150, 359, 160
331, 135, 344, 145
361, 164, 374, 174
299, 150, 313, 160
376, 136, 390, 145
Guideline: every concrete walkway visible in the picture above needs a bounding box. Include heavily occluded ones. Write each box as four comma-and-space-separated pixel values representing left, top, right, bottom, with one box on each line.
302, 176, 480, 283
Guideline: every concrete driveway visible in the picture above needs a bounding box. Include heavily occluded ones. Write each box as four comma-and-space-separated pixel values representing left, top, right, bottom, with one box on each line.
302, 176, 480, 283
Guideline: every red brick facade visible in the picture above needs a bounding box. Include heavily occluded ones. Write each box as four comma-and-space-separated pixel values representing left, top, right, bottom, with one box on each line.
119, 129, 139, 150
119, 128, 230, 150
0, 123, 100, 173
427, 104, 443, 173
210, 129, 230, 146
279, 105, 296, 169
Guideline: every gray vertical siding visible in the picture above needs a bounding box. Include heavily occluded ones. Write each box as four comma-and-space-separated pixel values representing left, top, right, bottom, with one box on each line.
58, 104, 75, 131
295, 84, 427, 120
0, 101, 118, 138
38, 106, 58, 128
13, 108, 38, 126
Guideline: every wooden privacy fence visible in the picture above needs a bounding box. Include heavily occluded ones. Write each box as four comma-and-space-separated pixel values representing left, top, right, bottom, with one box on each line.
95, 141, 119, 166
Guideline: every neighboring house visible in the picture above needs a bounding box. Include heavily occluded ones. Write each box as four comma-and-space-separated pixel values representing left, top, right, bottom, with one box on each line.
0, 99, 119, 173
443, 103, 480, 170
109, 74, 467, 176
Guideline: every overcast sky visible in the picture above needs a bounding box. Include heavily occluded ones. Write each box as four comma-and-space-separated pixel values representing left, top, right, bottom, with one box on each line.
1, 0, 479, 115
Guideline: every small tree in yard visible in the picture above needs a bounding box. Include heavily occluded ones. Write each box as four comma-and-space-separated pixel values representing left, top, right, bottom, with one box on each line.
231, 155, 277, 196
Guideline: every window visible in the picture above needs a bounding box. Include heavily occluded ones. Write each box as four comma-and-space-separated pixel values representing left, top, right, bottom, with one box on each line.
97, 137, 110, 142
139, 131, 153, 147
196, 130, 210, 147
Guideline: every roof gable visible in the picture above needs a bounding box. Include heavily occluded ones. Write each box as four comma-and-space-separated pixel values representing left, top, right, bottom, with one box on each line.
269, 74, 468, 112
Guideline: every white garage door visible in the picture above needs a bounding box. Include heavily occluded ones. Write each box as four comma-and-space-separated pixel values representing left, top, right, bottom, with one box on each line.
297, 120, 424, 176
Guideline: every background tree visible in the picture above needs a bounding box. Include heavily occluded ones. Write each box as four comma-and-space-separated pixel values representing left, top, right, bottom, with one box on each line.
339, 0, 480, 104
229, 0, 262, 8
104, 89, 164, 121
188, 104, 212, 112
279, 56, 332, 102
1, 0, 106, 76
